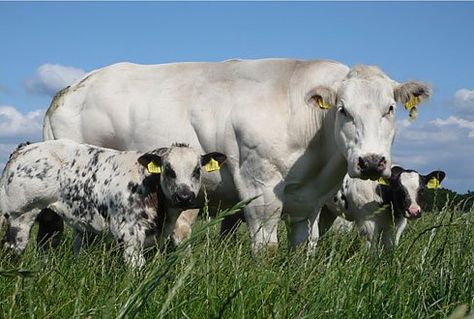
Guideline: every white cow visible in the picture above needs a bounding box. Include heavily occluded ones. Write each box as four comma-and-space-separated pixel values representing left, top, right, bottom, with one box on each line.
42, 59, 432, 253
0, 140, 226, 267
320, 166, 446, 249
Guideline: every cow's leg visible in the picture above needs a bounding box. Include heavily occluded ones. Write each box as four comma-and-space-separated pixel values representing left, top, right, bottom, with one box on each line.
394, 218, 407, 246
3, 209, 41, 254
36, 208, 64, 250
242, 188, 282, 255
286, 218, 310, 249
72, 229, 99, 254
318, 205, 338, 237
220, 211, 245, 239
357, 220, 377, 250
121, 226, 146, 269
172, 209, 199, 247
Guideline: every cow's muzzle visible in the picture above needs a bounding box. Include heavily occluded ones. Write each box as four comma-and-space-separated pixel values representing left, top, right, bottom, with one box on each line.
172, 190, 196, 208
358, 154, 387, 180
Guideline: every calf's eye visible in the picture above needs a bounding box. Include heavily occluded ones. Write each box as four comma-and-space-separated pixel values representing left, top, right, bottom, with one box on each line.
165, 166, 176, 178
193, 167, 200, 178
385, 105, 395, 116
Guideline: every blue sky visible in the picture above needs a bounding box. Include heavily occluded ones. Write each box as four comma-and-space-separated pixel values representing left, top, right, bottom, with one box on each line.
0, 2, 473, 192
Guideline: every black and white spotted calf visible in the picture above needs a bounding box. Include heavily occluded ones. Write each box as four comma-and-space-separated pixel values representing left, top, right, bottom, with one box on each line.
0, 140, 226, 267
320, 166, 446, 249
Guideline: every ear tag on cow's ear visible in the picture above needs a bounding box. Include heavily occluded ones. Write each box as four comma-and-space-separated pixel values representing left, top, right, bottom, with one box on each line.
426, 177, 440, 189
147, 162, 162, 174
404, 96, 420, 120
204, 158, 221, 172
378, 177, 390, 186
317, 97, 332, 110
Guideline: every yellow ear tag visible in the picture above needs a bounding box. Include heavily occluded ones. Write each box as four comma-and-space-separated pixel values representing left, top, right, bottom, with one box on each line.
317, 97, 332, 110
204, 158, 221, 172
378, 177, 390, 186
404, 96, 420, 111
147, 162, 162, 174
427, 177, 440, 189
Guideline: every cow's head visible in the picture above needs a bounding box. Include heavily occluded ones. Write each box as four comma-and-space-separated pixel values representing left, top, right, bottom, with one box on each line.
307, 65, 431, 180
137, 143, 227, 208
384, 166, 446, 219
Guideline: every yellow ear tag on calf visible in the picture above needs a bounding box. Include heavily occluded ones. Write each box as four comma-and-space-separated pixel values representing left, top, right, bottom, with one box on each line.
378, 177, 390, 186
204, 158, 221, 172
317, 97, 332, 110
147, 162, 162, 174
427, 177, 440, 189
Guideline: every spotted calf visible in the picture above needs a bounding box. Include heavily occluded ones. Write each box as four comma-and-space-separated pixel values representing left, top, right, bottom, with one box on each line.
321, 166, 446, 249
0, 140, 226, 268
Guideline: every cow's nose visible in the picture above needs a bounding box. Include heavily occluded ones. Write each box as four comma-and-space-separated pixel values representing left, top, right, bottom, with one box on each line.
407, 206, 421, 219
173, 191, 195, 206
358, 154, 387, 180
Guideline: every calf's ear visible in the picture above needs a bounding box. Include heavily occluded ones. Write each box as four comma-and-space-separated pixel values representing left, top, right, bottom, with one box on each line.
394, 81, 432, 120
201, 152, 227, 172
137, 153, 163, 174
423, 170, 446, 189
306, 86, 337, 110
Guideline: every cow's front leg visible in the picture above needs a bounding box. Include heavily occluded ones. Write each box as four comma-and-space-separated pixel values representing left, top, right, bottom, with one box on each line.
171, 209, 199, 247
241, 186, 283, 256
3, 208, 41, 254
285, 213, 319, 254
122, 231, 146, 269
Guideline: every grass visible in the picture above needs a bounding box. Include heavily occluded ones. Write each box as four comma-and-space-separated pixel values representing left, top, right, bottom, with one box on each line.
0, 200, 473, 318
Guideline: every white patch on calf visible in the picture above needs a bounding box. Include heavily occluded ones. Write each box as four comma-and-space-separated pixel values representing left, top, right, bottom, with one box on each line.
399, 172, 421, 217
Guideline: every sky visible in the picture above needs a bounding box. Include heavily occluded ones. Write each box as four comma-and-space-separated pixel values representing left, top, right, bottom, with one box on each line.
0, 2, 473, 193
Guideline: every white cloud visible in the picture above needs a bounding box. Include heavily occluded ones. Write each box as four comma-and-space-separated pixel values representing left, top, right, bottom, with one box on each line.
453, 88, 474, 120
432, 116, 474, 138
0, 105, 45, 174
23, 64, 86, 96
393, 115, 474, 193
0, 105, 44, 142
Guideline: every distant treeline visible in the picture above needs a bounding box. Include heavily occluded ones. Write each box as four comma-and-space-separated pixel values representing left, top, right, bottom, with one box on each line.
425, 188, 474, 212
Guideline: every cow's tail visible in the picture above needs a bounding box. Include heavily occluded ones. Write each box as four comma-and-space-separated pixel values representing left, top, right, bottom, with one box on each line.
43, 85, 72, 141
42, 113, 55, 141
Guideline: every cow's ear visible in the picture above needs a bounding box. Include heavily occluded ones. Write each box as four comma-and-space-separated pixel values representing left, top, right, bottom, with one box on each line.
394, 81, 432, 120
390, 166, 404, 180
306, 86, 337, 110
201, 152, 227, 172
137, 153, 163, 174
423, 170, 446, 189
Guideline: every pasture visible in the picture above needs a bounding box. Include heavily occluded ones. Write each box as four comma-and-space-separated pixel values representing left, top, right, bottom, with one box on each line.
0, 199, 473, 318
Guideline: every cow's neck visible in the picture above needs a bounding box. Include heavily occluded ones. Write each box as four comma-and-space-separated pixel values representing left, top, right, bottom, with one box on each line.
283, 107, 347, 213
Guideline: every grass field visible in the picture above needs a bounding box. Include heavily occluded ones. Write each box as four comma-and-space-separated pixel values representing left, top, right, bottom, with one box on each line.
0, 200, 473, 318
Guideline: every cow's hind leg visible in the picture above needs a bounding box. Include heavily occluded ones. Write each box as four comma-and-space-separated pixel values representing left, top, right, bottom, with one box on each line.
3, 209, 41, 254
72, 229, 99, 254
36, 208, 64, 251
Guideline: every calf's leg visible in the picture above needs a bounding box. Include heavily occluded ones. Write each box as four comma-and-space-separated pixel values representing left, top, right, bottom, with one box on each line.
36, 208, 64, 251
3, 208, 41, 254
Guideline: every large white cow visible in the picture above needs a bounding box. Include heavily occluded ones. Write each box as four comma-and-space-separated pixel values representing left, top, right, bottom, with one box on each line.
42, 59, 431, 253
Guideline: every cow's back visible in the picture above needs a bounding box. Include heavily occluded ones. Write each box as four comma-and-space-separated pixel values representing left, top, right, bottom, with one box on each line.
43, 59, 349, 204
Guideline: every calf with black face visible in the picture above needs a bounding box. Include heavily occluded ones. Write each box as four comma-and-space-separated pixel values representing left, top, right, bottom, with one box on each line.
0, 140, 226, 268
321, 166, 446, 249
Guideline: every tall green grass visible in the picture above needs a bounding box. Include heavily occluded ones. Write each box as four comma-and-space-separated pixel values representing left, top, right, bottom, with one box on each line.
0, 200, 473, 318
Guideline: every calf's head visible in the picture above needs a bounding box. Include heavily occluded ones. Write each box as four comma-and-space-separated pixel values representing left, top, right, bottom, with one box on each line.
138, 143, 227, 208
307, 65, 431, 180
384, 166, 446, 219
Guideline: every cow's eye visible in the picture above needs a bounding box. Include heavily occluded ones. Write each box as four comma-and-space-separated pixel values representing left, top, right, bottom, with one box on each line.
165, 166, 176, 178
385, 105, 395, 116
192, 167, 200, 179
338, 106, 347, 117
